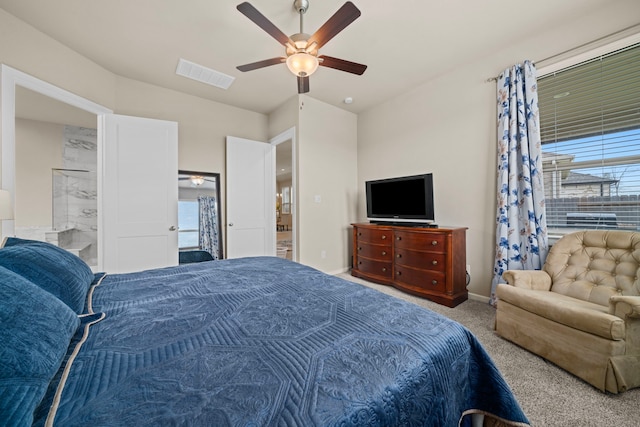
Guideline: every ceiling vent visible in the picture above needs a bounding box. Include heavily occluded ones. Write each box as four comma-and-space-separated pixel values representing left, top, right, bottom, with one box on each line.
176, 58, 235, 90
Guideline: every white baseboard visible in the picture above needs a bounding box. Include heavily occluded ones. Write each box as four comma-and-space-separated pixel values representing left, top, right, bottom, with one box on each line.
328, 267, 351, 276
468, 292, 490, 304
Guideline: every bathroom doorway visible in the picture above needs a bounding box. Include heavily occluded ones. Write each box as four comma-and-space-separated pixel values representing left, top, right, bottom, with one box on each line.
14, 85, 99, 267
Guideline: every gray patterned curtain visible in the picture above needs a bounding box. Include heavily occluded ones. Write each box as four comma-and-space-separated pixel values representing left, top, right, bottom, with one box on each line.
198, 196, 219, 260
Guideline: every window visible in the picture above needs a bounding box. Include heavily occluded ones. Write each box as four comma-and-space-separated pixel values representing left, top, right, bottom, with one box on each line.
538, 42, 640, 234
178, 200, 199, 249
281, 186, 291, 214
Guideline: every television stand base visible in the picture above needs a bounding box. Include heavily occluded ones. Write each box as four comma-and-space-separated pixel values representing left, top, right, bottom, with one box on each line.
369, 221, 437, 228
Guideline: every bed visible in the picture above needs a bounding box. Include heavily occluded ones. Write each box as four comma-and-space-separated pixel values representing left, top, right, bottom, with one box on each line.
0, 237, 530, 427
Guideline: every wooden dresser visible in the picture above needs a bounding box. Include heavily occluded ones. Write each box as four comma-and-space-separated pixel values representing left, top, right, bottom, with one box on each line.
351, 223, 468, 307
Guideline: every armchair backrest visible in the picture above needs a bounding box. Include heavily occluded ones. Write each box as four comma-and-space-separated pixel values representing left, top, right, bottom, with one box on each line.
544, 230, 640, 306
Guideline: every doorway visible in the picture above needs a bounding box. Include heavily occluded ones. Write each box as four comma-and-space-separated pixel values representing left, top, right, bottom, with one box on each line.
3, 65, 180, 273
13, 85, 100, 267
275, 139, 293, 260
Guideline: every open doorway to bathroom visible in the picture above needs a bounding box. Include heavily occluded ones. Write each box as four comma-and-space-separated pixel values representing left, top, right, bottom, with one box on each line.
14, 86, 98, 268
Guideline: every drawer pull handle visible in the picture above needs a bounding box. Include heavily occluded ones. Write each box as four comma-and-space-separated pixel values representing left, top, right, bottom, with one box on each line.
358, 261, 362, 265
382, 267, 387, 272
432, 280, 438, 285
396, 236, 402, 241
358, 232, 362, 236
396, 254, 402, 258
381, 235, 387, 240
396, 271, 402, 276
431, 240, 438, 246
432, 260, 438, 265
381, 251, 387, 256
358, 247, 362, 251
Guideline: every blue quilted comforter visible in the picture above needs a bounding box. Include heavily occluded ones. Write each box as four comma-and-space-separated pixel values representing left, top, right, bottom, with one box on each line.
35, 257, 529, 426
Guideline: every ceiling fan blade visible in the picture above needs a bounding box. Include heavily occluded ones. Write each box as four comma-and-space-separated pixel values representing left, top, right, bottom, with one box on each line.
308, 1, 361, 50
237, 2, 293, 47
297, 75, 310, 94
319, 55, 367, 75
237, 57, 285, 72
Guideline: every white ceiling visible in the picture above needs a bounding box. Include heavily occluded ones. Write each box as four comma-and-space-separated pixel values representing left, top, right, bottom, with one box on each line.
0, 0, 625, 115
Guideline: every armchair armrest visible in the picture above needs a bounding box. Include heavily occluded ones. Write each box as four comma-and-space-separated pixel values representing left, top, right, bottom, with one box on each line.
502, 270, 552, 291
609, 295, 640, 319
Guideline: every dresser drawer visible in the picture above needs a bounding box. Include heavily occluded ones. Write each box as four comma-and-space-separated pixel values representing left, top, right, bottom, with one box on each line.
355, 227, 393, 245
356, 242, 392, 261
394, 265, 447, 293
394, 249, 446, 272
394, 231, 447, 252
355, 257, 392, 279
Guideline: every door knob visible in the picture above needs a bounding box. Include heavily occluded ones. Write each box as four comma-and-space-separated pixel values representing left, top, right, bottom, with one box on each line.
169, 226, 177, 231
229, 223, 234, 227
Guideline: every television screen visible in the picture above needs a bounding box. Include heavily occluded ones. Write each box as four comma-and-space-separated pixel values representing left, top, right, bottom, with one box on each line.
366, 174, 434, 223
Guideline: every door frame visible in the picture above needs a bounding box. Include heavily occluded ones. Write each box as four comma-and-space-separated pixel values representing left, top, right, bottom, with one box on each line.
178, 170, 224, 259
1, 65, 113, 264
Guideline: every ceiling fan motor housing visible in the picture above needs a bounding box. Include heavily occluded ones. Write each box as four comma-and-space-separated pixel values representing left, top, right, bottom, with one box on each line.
287, 33, 314, 54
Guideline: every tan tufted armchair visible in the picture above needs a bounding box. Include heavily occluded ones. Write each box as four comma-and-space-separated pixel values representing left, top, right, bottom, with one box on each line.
495, 230, 640, 393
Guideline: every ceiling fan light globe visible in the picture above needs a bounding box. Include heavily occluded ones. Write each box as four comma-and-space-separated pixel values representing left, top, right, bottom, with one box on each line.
286, 53, 319, 77
190, 176, 205, 186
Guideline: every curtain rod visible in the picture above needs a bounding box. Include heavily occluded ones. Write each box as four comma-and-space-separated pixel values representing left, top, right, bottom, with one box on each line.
485, 24, 640, 83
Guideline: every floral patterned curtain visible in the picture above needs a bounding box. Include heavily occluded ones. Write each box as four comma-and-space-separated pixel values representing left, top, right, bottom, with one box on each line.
490, 61, 548, 306
198, 196, 220, 260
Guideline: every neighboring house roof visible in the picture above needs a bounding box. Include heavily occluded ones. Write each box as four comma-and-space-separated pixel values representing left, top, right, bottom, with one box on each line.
562, 171, 618, 185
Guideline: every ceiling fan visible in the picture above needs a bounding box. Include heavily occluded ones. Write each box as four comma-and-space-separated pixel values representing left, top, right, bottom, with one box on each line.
236, 0, 367, 94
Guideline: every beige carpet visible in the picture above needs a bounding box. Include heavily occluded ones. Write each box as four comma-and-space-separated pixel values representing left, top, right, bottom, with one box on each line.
337, 272, 640, 427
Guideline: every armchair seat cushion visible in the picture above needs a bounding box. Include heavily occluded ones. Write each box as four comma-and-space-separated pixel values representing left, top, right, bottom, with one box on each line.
497, 284, 625, 340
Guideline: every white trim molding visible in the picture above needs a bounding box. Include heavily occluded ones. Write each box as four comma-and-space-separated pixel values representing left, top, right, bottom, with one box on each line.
1, 64, 112, 238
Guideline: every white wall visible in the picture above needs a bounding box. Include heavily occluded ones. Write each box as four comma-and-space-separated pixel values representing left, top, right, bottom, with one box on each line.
6, 2, 638, 283
1, 9, 270, 259
14, 118, 63, 226
1, 9, 269, 182
356, 1, 640, 299
297, 95, 358, 273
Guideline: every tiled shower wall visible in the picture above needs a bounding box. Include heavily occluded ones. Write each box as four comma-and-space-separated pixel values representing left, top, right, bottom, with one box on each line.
55, 125, 98, 265
15, 125, 98, 267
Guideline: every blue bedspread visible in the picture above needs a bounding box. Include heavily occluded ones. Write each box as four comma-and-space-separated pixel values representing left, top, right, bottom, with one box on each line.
35, 257, 529, 426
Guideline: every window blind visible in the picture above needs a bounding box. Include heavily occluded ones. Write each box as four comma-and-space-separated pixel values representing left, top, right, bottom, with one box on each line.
537, 43, 640, 232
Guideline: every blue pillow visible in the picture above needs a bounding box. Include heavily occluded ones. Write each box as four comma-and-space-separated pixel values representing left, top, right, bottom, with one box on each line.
1, 236, 36, 247
0, 238, 94, 313
0, 266, 79, 427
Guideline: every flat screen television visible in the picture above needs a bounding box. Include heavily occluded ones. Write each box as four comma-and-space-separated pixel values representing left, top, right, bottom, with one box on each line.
366, 173, 435, 224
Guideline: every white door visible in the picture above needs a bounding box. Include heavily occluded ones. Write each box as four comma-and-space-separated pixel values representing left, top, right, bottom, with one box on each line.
100, 114, 178, 273
226, 136, 275, 258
